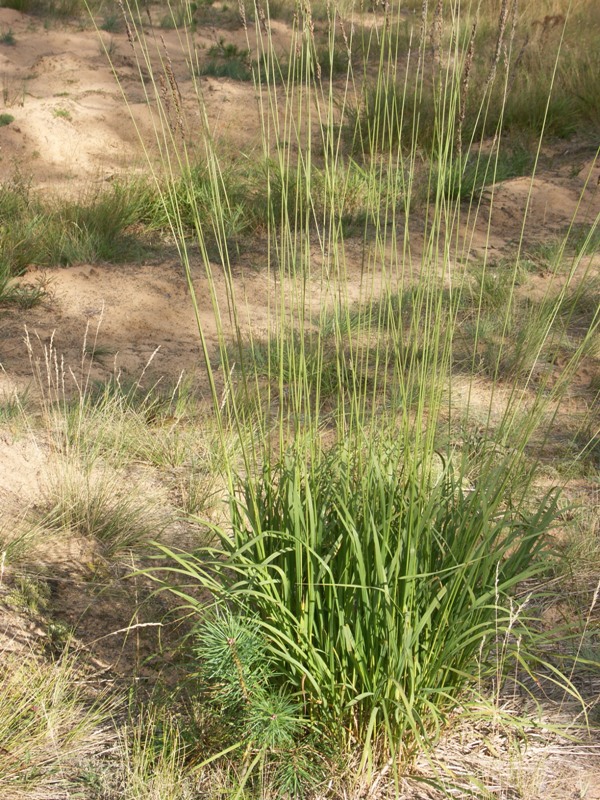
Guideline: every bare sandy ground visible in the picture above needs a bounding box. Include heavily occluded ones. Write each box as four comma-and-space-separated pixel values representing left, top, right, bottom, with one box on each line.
0, 6, 272, 187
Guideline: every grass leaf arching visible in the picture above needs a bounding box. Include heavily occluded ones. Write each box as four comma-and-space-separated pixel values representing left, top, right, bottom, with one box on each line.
149, 435, 561, 758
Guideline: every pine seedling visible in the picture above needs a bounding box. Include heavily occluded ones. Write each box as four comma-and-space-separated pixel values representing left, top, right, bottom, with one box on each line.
193, 611, 269, 711
193, 610, 303, 749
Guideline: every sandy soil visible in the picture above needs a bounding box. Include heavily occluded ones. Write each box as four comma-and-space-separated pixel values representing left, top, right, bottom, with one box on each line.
0, 6, 271, 187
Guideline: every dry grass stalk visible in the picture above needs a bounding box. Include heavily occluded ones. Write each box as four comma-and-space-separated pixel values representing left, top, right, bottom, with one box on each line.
255, 0, 268, 34
430, 0, 443, 64
117, 0, 135, 46
418, 0, 429, 69
457, 19, 477, 153
237, 0, 247, 31
486, 0, 510, 87
160, 36, 185, 140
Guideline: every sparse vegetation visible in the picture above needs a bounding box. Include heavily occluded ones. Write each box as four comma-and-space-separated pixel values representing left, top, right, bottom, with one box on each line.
1, 0, 88, 18
43, 464, 165, 556
99, 11, 120, 32
0, 28, 16, 45
0, 177, 153, 276
0, 275, 48, 307
198, 39, 253, 81
0, 652, 109, 799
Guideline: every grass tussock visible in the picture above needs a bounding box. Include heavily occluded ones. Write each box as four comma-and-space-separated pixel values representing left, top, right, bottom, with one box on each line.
156, 435, 560, 758
43, 464, 165, 557
0, 175, 153, 285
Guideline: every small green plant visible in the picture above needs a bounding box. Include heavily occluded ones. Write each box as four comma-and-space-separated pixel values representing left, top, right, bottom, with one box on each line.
0, 113, 15, 126
5, 573, 51, 613
53, 107, 71, 120
100, 13, 121, 32
0, 28, 16, 46
84, 342, 115, 363
0, 277, 48, 308
45, 620, 74, 657
191, 610, 322, 794
198, 40, 252, 81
